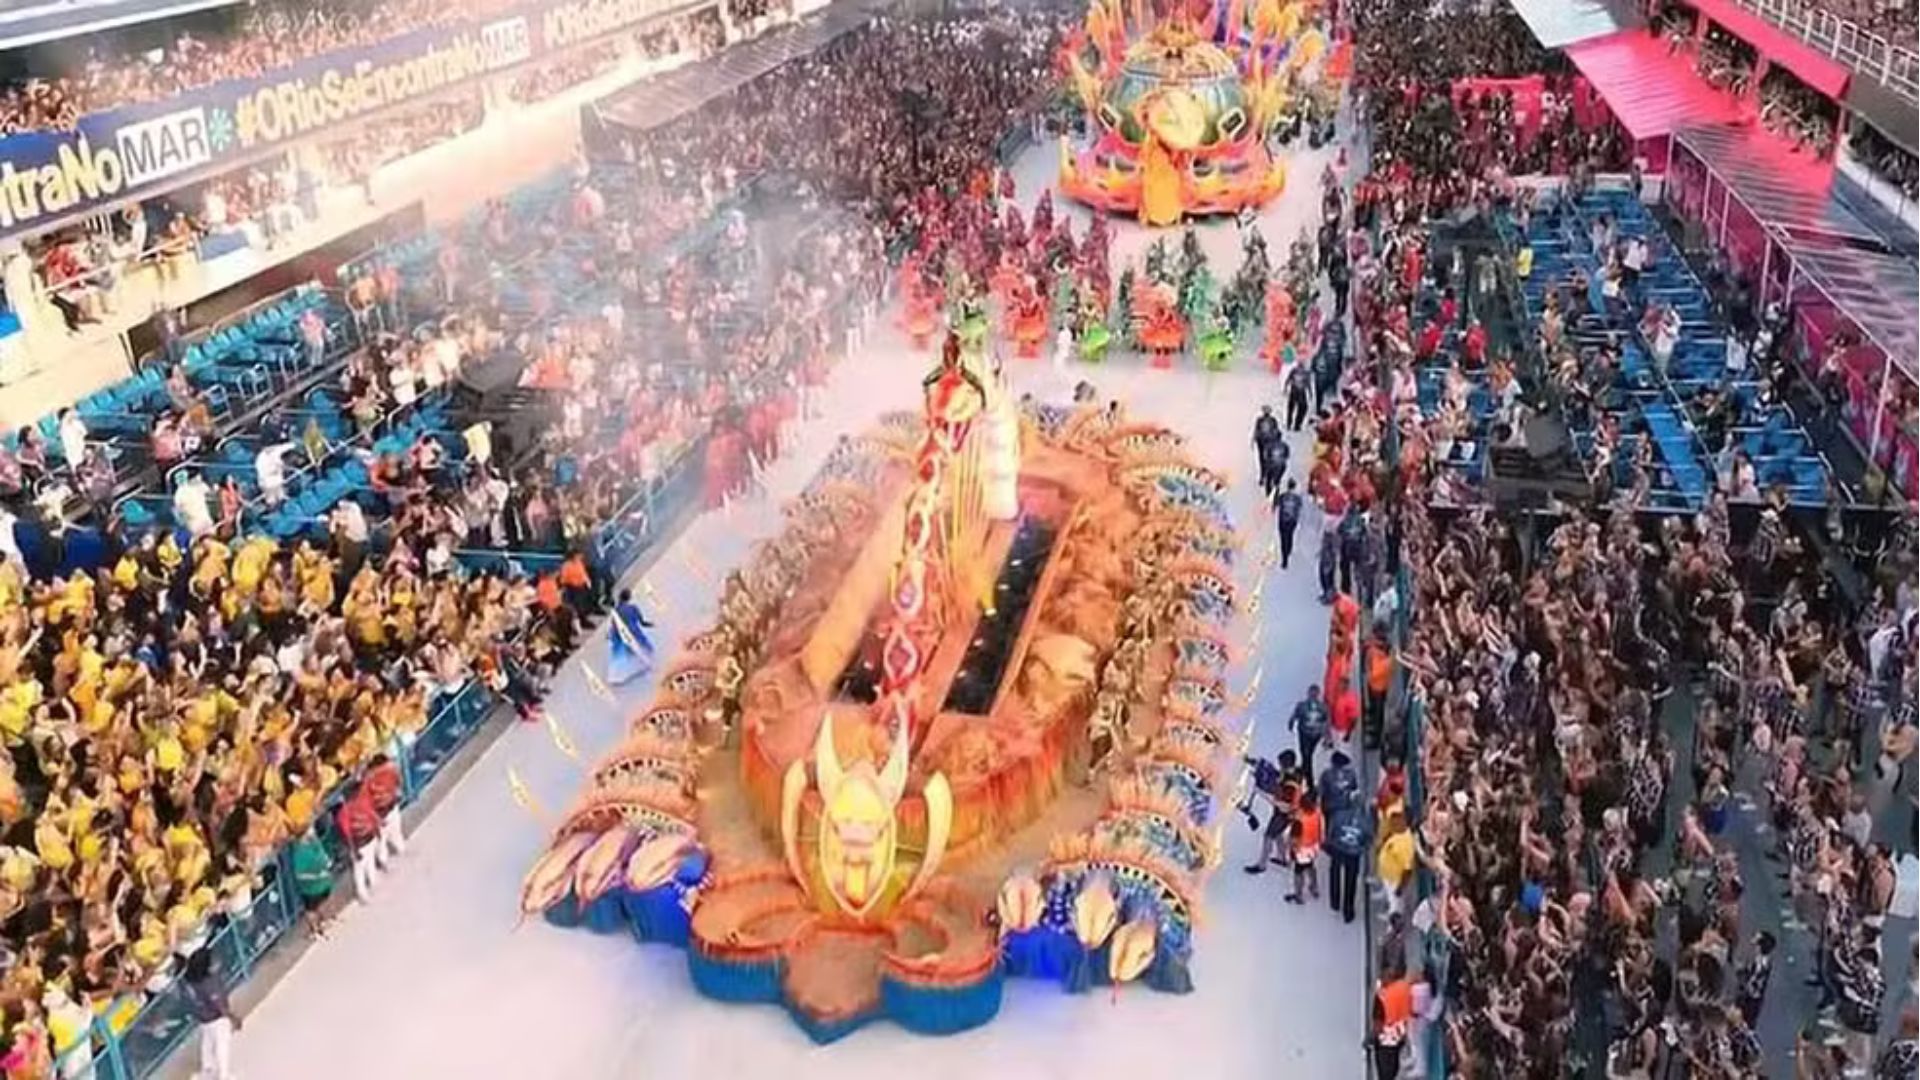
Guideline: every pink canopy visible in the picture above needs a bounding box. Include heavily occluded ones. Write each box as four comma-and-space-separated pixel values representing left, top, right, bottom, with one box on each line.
1565, 31, 1750, 141
1686, 0, 1852, 100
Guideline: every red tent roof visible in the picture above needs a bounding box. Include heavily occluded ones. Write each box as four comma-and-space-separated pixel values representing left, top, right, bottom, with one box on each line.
1566, 31, 1750, 141
1685, 0, 1852, 100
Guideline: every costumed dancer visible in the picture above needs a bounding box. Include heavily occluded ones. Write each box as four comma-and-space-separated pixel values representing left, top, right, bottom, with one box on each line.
607, 588, 657, 685
1261, 282, 1297, 375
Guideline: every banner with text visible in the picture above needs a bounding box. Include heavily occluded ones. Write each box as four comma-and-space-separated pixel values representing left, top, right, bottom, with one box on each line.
0, 0, 695, 240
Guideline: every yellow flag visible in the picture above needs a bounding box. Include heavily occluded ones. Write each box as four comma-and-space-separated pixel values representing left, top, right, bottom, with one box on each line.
545, 712, 580, 761
581, 663, 616, 706
507, 767, 545, 819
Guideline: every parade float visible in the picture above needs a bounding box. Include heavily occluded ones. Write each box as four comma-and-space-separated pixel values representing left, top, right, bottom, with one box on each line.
521, 334, 1246, 1041
1057, 0, 1334, 226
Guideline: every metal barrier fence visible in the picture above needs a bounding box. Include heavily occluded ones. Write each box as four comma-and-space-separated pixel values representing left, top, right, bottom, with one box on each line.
1391, 559, 1449, 1080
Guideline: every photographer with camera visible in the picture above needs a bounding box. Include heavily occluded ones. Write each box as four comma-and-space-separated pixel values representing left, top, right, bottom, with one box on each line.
1240, 750, 1305, 876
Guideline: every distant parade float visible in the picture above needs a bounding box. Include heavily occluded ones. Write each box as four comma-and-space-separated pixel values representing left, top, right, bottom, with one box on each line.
521, 333, 1246, 1041
1057, 0, 1341, 226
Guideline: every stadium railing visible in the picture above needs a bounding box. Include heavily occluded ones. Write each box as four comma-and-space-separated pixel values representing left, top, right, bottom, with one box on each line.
1737, 0, 1920, 102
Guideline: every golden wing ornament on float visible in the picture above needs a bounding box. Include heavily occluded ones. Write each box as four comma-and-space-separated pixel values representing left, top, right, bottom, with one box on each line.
779, 712, 954, 920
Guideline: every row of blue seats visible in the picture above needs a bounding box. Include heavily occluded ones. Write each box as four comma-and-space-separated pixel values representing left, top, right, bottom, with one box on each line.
30, 287, 344, 481
1512, 213, 1715, 504
108, 163, 719, 546
1509, 193, 1833, 507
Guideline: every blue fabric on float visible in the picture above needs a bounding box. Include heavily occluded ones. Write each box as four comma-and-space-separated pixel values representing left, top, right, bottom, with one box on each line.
687, 950, 783, 1003
999, 928, 1082, 985
622, 887, 691, 947
881, 969, 1003, 1035
542, 893, 584, 929
1145, 949, 1194, 994
999, 929, 1192, 995
1064, 940, 1107, 994
582, 893, 627, 934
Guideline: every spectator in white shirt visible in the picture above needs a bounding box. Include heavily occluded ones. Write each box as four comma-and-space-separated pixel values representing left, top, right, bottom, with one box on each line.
56, 409, 87, 476
173, 472, 214, 537
274, 635, 306, 676
202, 187, 228, 230
254, 441, 296, 506
0, 507, 22, 568
330, 498, 370, 575
388, 355, 419, 408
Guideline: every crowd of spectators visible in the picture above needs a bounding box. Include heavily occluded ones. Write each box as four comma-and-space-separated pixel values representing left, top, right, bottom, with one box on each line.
724, 0, 782, 25
1848, 119, 1919, 202
1386, 490, 1917, 1077
0, 0, 742, 136
1758, 66, 1839, 156
1775, 0, 1919, 43
18, 91, 489, 341
317, 95, 487, 190
609, 12, 1060, 235
1325, 1, 1920, 1077
0, 0, 526, 133
1353, 0, 1553, 87
507, 44, 624, 104
0, 17, 894, 1071
1694, 24, 1761, 97
1355, 0, 1625, 185
0, 526, 543, 1060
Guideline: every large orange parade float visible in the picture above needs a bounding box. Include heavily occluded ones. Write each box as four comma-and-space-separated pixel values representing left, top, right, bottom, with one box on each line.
522, 337, 1245, 1040
1058, 0, 1333, 226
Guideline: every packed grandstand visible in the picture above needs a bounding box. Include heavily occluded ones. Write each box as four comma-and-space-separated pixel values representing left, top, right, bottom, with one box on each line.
0, 0, 1907, 1076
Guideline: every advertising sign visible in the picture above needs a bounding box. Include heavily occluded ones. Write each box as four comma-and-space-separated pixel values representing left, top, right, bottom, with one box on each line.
0, 0, 688, 239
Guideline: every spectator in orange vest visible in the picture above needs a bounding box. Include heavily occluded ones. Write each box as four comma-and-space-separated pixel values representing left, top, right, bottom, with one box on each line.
1365, 633, 1396, 751
535, 572, 563, 613
558, 552, 600, 620
1330, 681, 1361, 744
1285, 788, 1323, 904
536, 571, 582, 654
1373, 963, 1415, 1078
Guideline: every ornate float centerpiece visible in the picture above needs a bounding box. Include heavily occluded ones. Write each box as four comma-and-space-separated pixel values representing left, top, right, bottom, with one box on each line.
521, 334, 1243, 1041
1059, 0, 1333, 226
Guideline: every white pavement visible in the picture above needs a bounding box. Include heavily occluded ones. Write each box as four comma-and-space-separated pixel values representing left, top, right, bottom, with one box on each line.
225, 137, 1362, 1080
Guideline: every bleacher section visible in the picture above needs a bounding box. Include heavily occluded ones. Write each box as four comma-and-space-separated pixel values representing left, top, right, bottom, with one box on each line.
19, 287, 344, 475
1502, 186, 1833, 509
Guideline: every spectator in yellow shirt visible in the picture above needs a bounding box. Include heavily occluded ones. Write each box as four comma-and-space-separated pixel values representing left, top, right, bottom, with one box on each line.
1375, 810, 1416, 918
